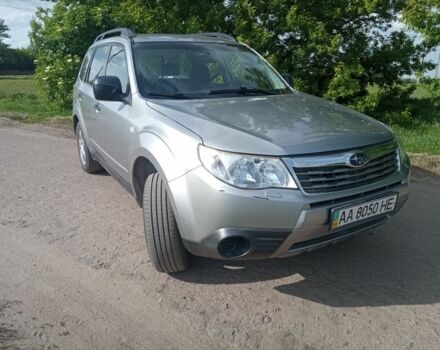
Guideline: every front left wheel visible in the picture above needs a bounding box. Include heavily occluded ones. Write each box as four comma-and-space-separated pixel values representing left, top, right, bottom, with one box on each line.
143, 173, 190, 273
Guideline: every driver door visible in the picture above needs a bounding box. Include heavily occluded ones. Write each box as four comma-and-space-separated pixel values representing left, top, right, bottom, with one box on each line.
92, 44, 133, 183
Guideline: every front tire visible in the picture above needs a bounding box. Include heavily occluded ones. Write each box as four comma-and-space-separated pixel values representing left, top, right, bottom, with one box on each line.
143, 173, 189, 273
75, 124, 102, 173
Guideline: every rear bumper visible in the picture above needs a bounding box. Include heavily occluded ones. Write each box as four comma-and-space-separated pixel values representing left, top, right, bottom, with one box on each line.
169, 158, 410, 260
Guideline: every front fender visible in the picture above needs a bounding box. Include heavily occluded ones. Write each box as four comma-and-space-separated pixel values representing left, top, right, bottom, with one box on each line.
130, 129, 201, 184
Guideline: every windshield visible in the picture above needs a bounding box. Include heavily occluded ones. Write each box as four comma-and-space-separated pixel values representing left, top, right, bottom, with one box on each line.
132, 42, 290, 99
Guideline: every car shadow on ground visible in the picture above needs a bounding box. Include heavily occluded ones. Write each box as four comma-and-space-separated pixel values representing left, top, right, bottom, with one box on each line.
94, 170, 110, 176
174, 174, 440, 308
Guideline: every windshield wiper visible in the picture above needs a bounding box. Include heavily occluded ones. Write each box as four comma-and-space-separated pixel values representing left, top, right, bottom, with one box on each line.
208, 86, 275, 96
145, 91, 192, 99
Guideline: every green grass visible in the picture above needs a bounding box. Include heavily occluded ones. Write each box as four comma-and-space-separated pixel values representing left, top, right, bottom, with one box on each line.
392, 83, 440, 155
0, 75, 38, 94
392, 123, 440, 155
0, 75, 69, 122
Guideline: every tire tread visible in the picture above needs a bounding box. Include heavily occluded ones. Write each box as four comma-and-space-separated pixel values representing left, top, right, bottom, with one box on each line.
143, 173, 189, 273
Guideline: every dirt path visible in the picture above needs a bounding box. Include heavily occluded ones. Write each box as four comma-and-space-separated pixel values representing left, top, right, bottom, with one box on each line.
1, 118, 440, 350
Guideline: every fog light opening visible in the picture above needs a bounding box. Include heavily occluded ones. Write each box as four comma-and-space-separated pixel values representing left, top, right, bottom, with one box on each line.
218, 236, 251, 258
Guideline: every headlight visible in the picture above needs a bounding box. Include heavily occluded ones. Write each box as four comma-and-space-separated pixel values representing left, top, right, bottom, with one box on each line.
396, 137, 407, 168
198, 145, 297, 189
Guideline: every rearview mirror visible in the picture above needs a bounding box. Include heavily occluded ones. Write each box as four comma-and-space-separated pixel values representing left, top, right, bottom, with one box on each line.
93, 76, 124, 102
281, 73, 293, 86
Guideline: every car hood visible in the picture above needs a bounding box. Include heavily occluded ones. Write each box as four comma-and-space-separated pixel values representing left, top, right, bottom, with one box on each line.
146, 91, 394, 156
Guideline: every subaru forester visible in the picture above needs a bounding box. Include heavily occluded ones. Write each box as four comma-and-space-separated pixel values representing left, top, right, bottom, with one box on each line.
73, 28, 410, 273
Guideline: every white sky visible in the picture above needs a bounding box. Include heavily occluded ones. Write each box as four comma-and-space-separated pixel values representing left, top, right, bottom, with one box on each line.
0, 0, 438, 77
0, 0, 53, 48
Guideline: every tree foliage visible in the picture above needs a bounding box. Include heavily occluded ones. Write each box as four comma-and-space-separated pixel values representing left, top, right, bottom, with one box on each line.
0, 47, 35, 73
403, 0, 440, 48
0, 18, 10, 49
0, 19, 35, 73
229, 0, 430, 117
30, 0, 437, 120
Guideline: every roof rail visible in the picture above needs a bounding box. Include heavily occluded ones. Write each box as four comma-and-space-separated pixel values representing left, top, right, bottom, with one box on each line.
94, 27, 135, 43
198, 32, 236, 42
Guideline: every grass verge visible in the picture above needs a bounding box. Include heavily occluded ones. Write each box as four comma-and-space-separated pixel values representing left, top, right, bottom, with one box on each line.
0, 75, 70, 123
392, 123, 440, 155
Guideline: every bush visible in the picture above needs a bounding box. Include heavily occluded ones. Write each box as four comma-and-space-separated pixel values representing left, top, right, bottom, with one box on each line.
34, 54, 81, 110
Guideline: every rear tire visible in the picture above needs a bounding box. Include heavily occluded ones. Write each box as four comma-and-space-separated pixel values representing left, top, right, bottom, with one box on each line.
143, 173, 189, 273
75, 124, 102, 173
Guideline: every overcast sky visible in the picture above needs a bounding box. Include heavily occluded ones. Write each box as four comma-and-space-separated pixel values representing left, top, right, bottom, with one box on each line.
0, 0, 53, 48
0, 0, 438, 77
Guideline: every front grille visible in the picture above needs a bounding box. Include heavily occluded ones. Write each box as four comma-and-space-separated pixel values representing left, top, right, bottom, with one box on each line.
308, 181, 402, 209
292, 144, 399, 194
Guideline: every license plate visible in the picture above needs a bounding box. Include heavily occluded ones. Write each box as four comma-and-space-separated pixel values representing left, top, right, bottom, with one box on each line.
330, 194, 398, 230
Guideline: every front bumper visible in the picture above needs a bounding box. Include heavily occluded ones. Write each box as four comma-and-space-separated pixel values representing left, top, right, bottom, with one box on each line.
168, 159, 410, 260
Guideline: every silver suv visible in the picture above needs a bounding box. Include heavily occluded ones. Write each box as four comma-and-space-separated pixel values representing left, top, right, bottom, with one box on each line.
73, 28, 410, 273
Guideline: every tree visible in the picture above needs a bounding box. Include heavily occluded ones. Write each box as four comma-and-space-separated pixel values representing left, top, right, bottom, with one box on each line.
404, 0, 440, 48
403, 1, 440, 110
0, 20, 35, 73
30, 0, 433, 118
0, 18, 10, 49
228, 0, 429, 117
0, 47, 35, 73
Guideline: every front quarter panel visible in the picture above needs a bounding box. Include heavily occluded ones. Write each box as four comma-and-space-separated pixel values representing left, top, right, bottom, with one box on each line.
130, 98, 202, 183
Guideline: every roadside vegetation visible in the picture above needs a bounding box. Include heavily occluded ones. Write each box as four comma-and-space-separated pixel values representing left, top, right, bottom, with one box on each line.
388, 82, 440, 155
0, 75, 69, 123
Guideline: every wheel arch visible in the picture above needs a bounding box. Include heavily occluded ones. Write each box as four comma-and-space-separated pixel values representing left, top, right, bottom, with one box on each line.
131, 132, 194, 207
132, 155, 159, 207
73, 114, 79, 134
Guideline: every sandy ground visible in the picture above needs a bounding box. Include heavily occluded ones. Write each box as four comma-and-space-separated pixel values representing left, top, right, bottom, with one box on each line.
0, 117, 439, 350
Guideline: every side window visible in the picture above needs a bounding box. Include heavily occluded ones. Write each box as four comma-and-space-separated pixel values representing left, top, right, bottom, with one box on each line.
106, 45, 129, 94
87, 45, 110, 84
79, 49, 93, 81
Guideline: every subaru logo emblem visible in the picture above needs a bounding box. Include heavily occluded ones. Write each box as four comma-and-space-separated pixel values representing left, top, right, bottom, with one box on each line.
348, 153, 369, 167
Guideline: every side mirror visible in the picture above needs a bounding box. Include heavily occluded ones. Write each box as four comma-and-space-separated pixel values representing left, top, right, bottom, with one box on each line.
93, 76, 124, 102
281, 73, 293, 86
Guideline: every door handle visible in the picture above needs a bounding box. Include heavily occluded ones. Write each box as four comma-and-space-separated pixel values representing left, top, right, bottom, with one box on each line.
78, 93, 83, 101
94, 103, 101, 113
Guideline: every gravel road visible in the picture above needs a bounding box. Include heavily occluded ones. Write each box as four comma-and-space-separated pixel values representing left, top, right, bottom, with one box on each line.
1, 117, 439, 350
